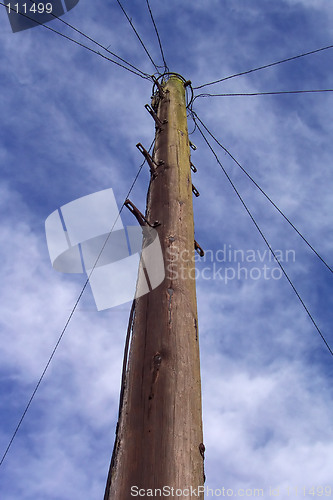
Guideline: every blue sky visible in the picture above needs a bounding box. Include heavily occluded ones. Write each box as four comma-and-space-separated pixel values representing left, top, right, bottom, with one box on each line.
1, 0, 333, 498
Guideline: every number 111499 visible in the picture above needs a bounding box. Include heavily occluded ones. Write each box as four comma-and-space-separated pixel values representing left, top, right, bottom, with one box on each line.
6, 3, 53, 14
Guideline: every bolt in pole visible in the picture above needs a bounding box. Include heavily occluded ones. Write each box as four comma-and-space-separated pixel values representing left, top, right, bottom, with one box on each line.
104, 75, 204, 499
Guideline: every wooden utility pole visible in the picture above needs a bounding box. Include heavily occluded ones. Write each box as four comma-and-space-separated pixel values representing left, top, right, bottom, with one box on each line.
104, 74, 204, 499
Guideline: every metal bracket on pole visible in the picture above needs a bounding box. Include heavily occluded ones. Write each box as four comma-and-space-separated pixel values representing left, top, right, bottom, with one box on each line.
189, 141, 197, 151
136, 143, 158, 176
145, 104, 167, 130
194, 240, 205, 257
125, 199, 160, 228
192, 184, 200, 197
151, 75, 165, 98
190, 162, 197, 173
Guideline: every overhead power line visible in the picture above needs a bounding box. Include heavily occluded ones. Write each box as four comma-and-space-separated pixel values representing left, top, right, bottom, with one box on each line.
193, 115, 333, 357
27, 0, 151, 79
1, 2, 150, 80
191, 111, 333, 275
115, 0, 160, 74
145, 0, 169, 73
194, 43, 333, 89
0, 140, 154, 468
194, 89, 333, 101
105, 297, 136, 486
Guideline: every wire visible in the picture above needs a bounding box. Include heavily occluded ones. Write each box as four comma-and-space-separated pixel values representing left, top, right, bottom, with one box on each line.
193, 43, 333, 90
188, 117, 197, 135
145, 0, 169, 73
115, 0, 160, 74
104, 297, 136, 499
26, 0, 151, 79
194, 89, 333, 101
0, 140, 154, 468
1, 2, 149, 80
191, 112, 333, 275
193, 115, 333, 357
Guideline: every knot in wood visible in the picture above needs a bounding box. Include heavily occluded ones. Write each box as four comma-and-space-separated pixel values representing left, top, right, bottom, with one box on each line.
153, 352, 162, 368
199, 442, 205, 459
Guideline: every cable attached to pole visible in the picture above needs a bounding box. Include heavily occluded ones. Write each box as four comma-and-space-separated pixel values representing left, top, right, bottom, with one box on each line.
103, 298, 136, 500
27, 0, 151, 80
191, 111, 333, 275
0, 140, 155, 468
115, 0, 160, 74
193, 43, 333, 89
1, 2, 150, 80
193, 114, 333, 357
145, 0, 169, 73
194, 89, 333, 101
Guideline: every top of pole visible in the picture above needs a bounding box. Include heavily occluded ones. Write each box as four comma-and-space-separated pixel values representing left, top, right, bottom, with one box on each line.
151, 72, 194, 109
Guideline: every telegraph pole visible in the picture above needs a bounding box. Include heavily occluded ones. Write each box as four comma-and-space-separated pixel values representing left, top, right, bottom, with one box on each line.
104, 74, 204, 499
